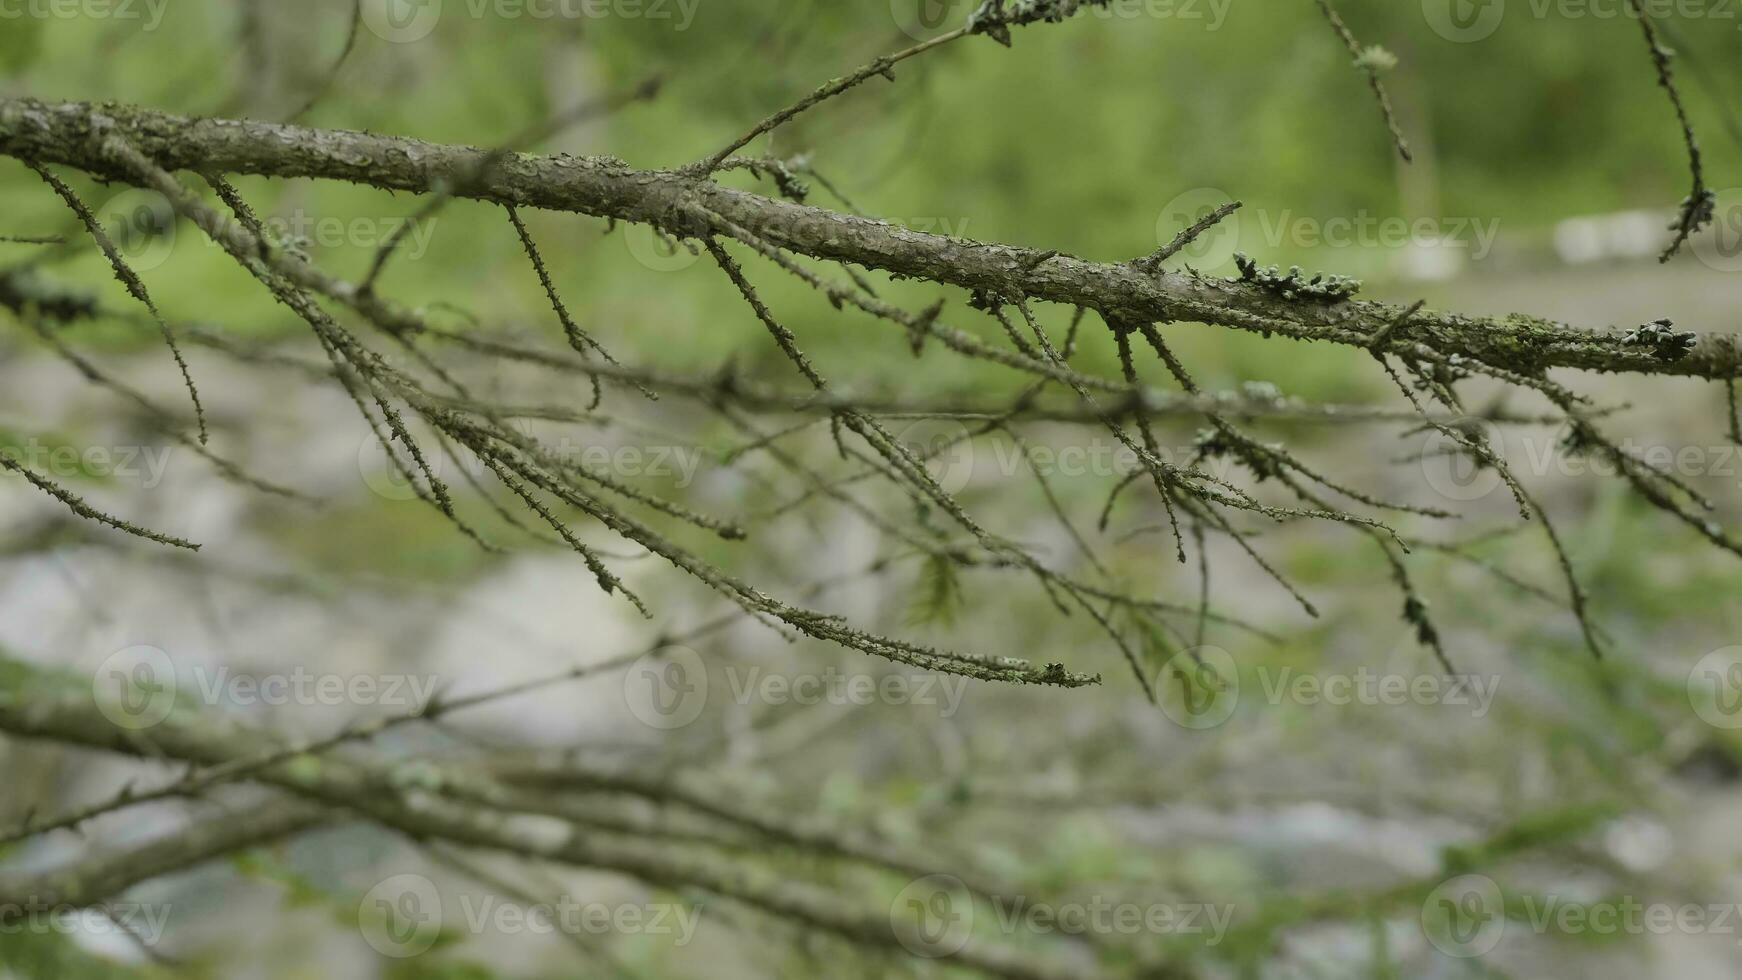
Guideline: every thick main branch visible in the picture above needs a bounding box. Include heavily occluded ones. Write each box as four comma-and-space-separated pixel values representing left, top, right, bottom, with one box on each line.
2, 97, 1736, 381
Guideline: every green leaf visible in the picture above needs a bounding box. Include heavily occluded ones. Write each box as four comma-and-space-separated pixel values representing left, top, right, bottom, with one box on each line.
904, 552, 963, 628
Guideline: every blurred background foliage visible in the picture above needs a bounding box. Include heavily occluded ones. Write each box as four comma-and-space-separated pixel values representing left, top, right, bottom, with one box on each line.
6, 2, 1742, 978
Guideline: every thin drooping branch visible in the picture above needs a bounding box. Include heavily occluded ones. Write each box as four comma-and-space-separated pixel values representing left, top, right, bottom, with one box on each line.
1625, 0, 1716, 262
1313, 0, 1411, 162
2, 98, 1735, 381
27, 162, 208, 445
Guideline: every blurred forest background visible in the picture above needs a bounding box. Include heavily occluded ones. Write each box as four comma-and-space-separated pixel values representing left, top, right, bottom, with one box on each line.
5, 1, 1742, 977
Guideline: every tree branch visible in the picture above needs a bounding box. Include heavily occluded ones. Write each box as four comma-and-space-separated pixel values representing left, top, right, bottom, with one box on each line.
2, 98, 1734, 381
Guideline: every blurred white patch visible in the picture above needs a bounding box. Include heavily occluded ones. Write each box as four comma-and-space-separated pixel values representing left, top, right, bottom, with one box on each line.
423, 553, 643, 746
1603, 814, 1674, 873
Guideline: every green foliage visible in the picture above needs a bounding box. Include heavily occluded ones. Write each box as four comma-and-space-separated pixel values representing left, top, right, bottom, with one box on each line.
905, 551, 965, 628
0, 931, 170, 980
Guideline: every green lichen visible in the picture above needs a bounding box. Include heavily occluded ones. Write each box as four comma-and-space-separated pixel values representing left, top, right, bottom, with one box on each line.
1233, 253, 1361, 302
